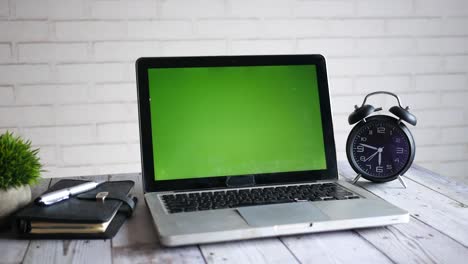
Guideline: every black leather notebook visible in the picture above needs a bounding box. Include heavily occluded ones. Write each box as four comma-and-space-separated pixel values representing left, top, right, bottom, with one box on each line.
14, 179, 136, 239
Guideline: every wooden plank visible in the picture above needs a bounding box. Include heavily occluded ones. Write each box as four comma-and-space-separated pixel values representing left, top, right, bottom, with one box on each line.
338, 161, 468, 247
23, 240, 112, 264
109, 173, 159, 247
405, 165, 468, 205
0, 239, 31, 264
3, 165, 468, 263
113, 244, 205, 264
22, 175, 112, 264
0, 178, 52, 264
109, 173, 206, 263
110, 172, 384, 264
200, 238, 299, 264
281, 231, 393, 264
359, 219, 468, 264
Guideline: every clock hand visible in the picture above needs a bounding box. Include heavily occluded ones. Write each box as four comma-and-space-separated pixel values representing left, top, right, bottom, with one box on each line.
377, 147, 384, 166
359, 143, 378, 150
365, 150, 379, 162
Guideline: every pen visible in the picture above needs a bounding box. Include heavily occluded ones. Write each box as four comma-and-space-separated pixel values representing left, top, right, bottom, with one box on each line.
35, 181, 102, 206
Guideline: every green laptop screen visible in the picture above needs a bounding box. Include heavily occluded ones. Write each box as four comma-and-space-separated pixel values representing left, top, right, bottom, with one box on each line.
148, 65, 326, 181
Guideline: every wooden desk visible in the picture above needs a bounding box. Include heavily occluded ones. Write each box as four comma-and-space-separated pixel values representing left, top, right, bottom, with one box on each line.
1, 161, 468, 264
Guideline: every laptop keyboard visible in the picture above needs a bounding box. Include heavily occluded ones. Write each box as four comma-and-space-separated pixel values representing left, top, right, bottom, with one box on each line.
161, 182, 360, 214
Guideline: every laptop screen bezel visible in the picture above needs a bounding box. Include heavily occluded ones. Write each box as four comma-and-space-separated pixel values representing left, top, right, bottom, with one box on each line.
136, 55, 338, 193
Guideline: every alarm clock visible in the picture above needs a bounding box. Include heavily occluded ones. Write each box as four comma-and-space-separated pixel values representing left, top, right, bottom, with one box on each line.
346, 91, 417, 188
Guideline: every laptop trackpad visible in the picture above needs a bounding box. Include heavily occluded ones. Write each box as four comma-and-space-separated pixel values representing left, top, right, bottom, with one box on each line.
237, 202, 330, 227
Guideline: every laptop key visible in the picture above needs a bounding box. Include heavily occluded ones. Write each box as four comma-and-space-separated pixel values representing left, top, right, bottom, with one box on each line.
238, 199, 293, 207
162, 194, 173, 198
188, 193, 200, 199
213, 204, 228, 209
175, 193, 187, 198
201, 192, 213, 197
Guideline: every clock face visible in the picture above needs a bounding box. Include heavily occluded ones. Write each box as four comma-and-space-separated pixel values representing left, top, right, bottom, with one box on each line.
348, 117, 412, 180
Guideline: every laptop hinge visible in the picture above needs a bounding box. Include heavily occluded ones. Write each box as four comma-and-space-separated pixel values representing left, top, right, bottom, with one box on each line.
225, 175, 256, 188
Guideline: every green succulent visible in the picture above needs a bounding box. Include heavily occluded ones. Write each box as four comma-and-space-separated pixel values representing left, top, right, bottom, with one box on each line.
0, 131, 42, 190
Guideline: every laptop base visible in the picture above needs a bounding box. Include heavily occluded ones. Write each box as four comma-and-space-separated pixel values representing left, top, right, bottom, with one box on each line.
145, 180, 409, 247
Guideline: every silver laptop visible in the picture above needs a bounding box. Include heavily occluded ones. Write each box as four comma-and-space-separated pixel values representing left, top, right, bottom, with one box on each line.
135, 55, 409, 247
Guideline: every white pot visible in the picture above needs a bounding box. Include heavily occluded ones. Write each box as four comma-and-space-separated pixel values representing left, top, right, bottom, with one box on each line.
0, 185, 31, 226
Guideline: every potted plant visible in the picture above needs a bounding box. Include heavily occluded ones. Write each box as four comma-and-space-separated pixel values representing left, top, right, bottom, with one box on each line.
0, 131, 42, 227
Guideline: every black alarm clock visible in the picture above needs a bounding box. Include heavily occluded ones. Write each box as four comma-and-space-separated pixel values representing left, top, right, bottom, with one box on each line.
346, 91, 417, 188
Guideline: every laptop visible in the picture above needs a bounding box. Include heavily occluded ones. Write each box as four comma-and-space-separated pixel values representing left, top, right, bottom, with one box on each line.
135, 55, 409, 247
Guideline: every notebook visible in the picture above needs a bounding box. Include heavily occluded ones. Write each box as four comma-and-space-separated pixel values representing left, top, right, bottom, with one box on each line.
14, 180, 136, 239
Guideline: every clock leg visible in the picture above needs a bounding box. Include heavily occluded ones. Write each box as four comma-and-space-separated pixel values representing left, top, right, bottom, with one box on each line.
352, 174, 361, 184
398, 176, 407, 189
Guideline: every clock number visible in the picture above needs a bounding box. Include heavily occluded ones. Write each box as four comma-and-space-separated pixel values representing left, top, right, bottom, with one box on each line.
395, 138, 401, 143
357, 146, 364, 152
377, 127, 385, 134
368, 130, 373, 135
366, 164, 372, 170
396, 147, 404, 154
394, 158, 400, 163
360, 137, 367, 142
386, 165, 393, 170
376, 166, 383, 173
360, 156, 366, 161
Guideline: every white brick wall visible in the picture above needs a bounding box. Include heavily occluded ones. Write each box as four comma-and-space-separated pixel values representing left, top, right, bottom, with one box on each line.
0, 0, 467, 184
